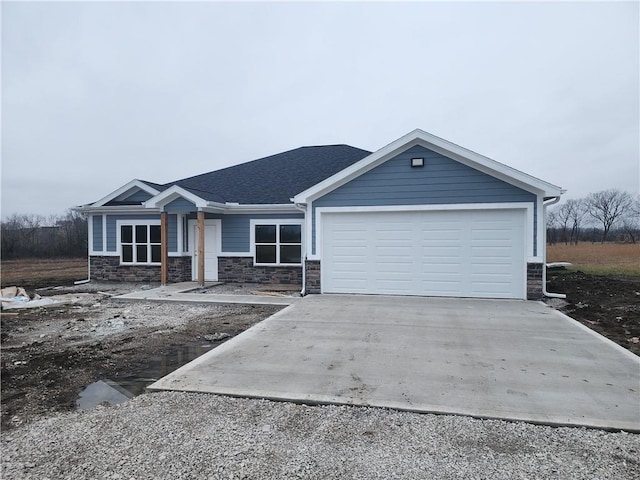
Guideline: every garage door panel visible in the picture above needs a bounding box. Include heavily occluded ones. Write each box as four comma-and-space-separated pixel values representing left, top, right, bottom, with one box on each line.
322, 209, 525, 299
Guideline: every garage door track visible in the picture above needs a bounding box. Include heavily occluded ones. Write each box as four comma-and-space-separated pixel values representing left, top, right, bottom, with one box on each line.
150, 295, 640, 431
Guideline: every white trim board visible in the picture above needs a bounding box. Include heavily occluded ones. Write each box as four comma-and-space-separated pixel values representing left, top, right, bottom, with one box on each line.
91, 180, 161, 208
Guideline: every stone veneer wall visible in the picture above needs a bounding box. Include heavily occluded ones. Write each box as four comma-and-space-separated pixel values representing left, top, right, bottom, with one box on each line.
90, 256, 191, 283
218, 257, 302, 285
527, 263, 544, 300
305, 260, 321, 294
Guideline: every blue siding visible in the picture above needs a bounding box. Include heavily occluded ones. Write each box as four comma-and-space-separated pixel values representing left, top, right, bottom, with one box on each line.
122, 190, 153, 203
200, 213, 304, 252
165, 198, 196, 213
312, 145, 537, 254
168, 215, 178, 252
92, 215, 103, 251
106, 214, 161, 252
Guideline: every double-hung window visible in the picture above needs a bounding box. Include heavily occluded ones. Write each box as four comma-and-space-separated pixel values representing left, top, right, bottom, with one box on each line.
253, 221, 302, 266
120, 223, 161, 264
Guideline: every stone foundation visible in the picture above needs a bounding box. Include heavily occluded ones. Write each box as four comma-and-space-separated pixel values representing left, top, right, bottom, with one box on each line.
218, 257, 302, 285
305, 260, 321, 294
90, 256, 192, 283
167, 257, 192, 283
527, 263, 544, 300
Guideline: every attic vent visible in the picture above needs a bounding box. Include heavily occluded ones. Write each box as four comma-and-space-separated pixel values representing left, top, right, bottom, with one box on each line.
411, 158, 424, 168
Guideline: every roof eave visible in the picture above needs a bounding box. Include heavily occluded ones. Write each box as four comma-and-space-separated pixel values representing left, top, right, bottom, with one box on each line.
90, 179, 161, 208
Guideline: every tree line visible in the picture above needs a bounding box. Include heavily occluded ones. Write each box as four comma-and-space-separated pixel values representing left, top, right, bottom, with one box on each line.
1, 210, 88, 259
547, 189, 640, 245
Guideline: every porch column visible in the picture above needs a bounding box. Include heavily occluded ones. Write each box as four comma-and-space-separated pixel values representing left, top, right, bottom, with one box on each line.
160, 211, 168, 285
197, 210, 205, 286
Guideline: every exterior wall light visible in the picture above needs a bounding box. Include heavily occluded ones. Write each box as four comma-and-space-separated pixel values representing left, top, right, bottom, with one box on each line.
411, 158, 424, 167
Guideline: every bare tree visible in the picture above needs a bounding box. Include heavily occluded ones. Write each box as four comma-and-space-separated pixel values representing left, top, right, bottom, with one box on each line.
621, 195, 640, 243
1, 211, 87, 259
555, 202, 572, 244
546, 209, 559, 245
586, 189, 633, 243
566, 198, 587, 244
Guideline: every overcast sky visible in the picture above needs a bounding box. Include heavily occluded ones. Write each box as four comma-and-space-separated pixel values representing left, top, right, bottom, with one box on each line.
2, 1, 638, 219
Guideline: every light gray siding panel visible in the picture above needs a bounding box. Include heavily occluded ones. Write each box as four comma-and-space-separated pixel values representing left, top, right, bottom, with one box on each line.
312, 145, 537, 255
165, 198, 196, 213
92, 215, 103, 251
168, 215, 178, 252
202, 213, 304, 252
106, 214, 160, 252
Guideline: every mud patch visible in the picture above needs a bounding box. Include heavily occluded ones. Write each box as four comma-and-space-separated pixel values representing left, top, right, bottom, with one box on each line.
1, 285, 281, 430
546, 271, 640, 356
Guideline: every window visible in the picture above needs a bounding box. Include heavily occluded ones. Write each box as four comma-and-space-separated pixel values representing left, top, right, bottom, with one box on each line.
120, 223, 161, 264
254, 222, 302, 265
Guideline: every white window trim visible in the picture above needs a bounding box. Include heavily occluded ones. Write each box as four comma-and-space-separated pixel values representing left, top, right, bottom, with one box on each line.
250, 219, 304, 267
116, 220, 162, 266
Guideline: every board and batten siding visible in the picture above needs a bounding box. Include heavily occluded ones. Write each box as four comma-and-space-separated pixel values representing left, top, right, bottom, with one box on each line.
168, 215, 178, 252
311, 145, 537, 255
92, 215, 103, 251
165, 197, 197, 213
110, 190, 154, 204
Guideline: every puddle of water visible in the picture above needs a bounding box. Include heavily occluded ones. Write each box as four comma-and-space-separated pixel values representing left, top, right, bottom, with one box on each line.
76, 343, 215, 411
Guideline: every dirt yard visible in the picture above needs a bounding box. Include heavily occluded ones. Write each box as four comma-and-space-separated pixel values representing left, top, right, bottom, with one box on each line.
546, 271, 640, 356
1, 282, 281, 430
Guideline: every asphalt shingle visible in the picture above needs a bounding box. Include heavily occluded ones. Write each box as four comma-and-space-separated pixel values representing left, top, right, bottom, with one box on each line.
168, 145, 371, 204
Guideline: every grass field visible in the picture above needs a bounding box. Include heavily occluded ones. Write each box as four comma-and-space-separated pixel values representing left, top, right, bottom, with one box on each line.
0, 258, 88, 289
547, 243, 640, 276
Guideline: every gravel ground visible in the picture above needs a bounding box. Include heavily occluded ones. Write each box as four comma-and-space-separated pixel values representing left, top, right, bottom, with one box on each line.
2, 392, 638, 480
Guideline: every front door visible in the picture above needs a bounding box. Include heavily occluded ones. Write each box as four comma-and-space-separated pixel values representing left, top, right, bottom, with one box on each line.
191, 222, 218, 281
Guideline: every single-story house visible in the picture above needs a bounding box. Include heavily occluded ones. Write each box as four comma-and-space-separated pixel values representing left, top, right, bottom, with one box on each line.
75, 129, 564, 299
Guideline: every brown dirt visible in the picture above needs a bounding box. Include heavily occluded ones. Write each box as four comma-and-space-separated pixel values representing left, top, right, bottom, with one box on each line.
546, 270, 640, 356
1, 283, 281, 430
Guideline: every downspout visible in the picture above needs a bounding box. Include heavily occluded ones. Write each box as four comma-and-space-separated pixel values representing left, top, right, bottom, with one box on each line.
294, 202, 307, 296
542, 196, 566, 299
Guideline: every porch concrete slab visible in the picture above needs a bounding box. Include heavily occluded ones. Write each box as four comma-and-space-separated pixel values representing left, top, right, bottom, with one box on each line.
113, 282, 298, 306
149, 295, 640, 431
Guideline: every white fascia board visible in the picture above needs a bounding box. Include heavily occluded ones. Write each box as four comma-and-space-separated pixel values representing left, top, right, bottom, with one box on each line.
74, 205, 160, 215
293, 129, 563, 203
218, 204, 301, 214
91, 179, 161, 207
145, 185, 209, 209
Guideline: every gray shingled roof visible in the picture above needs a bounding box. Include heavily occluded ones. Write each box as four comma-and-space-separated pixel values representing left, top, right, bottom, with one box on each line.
166, 145, 372, 204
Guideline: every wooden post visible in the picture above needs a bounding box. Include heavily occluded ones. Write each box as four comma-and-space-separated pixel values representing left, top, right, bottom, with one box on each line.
197, 210, 205, 286
160, 211, 168, 286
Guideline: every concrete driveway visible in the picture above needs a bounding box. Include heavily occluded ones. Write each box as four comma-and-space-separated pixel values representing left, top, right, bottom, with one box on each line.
149, 295, 640, 431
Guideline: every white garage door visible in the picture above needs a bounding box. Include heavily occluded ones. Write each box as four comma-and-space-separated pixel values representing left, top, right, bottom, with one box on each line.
321, 209, 526, 299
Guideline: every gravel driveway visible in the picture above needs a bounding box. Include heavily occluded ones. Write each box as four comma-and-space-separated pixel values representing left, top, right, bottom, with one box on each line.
2, 392, 638, 480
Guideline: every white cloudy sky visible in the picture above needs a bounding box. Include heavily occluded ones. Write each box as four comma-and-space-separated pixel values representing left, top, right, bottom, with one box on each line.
2, 1, 638, 218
